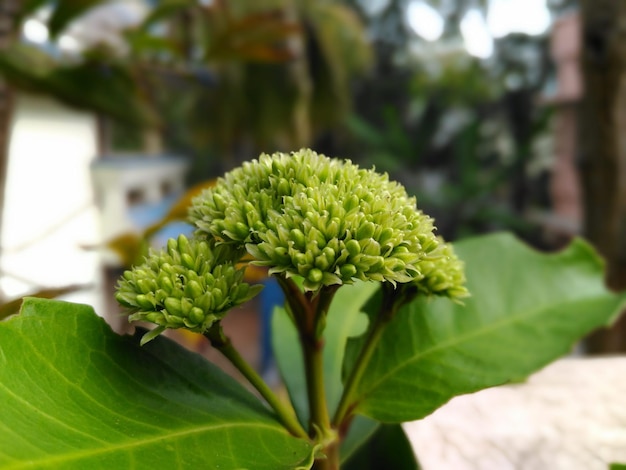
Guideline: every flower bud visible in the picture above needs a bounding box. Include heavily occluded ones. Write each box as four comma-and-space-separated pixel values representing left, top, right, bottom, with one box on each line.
356, 222, 376, 240
340, 263, 357, 279
308, 268, 323, 284
164, 297, 182, 317
290, 229, 306, 250
115, 235, 263, 343
345, 239, 361, 258
135, 294, 155, 310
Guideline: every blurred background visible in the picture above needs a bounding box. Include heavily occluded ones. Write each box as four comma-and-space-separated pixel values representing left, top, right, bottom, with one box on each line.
1, 0, 625, 359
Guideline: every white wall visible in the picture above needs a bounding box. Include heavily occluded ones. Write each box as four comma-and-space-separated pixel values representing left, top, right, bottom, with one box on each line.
2, 93, 104, 314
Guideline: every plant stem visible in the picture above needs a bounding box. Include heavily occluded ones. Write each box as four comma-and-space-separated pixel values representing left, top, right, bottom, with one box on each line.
332, 308, 388, 431
205, 324, 309, 440
304, 286, 340, 469
303, 334, 332, 436
333, 284, 411, 431
275, 278, 340, 468
305, 334, 338, 470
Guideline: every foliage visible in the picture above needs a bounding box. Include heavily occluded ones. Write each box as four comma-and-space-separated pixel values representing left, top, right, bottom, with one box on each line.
0, 298, 315, 469
337, 1, 558, 241
347, 48, 552, 239
3, 0, 372, 177
1, 150, 625, 469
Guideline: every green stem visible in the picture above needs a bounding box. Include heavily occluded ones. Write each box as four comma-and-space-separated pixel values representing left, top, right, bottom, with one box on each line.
303, 334, 332, 436
304, 286, 340, 470
333, 284, 412, 430
332, 308, 389, 431
205, 324, 309, 440
274, 277, 340, 468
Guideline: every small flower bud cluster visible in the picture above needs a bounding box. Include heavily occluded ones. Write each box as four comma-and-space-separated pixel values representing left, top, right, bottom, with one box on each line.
189, 149, 467, 295
115, 235, 262, 334
414, 240, 469, 300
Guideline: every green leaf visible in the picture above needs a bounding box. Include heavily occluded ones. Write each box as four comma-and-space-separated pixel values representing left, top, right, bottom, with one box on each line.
272, 281, 377, 425
342, 424, 419, 470
0, 298, 314, 469
344, 232, 626, 422
610, 464, 626, 470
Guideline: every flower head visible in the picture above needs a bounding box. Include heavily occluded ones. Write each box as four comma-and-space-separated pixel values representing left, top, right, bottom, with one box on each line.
413, 239, 469, 300
189, 149, 466, 294
115, 234, 262, 342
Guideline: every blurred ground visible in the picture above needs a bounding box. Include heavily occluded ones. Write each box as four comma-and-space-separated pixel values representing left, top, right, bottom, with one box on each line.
405, 357, 626, 470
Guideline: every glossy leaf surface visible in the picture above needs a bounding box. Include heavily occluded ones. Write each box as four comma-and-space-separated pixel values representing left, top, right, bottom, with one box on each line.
345, 233, 626, 422
0, 298, 313, 469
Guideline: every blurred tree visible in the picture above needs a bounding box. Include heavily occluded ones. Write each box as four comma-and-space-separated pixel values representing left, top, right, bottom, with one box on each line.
340, 0, 557, 240
579, 0, 626, 352
0, 0, 372, 180
161, 0, 372, 173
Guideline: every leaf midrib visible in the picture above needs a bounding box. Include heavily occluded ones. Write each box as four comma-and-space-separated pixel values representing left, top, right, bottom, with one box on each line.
3, 421, 289, 470
356, 294, 619, 403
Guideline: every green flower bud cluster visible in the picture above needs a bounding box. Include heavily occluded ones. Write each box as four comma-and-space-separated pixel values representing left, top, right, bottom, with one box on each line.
115, 235, 262, 337
414, 240, 469, 300
189, 149, 467, 294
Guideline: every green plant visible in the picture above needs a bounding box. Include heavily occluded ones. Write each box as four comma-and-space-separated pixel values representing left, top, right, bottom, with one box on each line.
1, 149, 625, 469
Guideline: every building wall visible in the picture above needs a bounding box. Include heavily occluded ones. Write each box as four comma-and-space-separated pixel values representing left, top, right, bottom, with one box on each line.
2, 93, 104, 314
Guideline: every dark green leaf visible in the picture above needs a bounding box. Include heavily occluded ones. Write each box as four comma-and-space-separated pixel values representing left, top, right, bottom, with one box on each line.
342, 424, 419, 470
0, 298, 314, 469
345, 232, 626, 422
610, 465, 626, 470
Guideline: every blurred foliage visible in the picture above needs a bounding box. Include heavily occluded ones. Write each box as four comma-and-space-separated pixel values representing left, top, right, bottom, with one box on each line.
336, 0, 561, 241
0, 42, 158, 127
2, 0, 575, 242
2, 0, 372, 181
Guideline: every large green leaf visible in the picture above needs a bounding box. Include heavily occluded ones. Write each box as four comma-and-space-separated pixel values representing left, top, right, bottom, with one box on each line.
344, 232, 626, 422
610, 464, 626, 470
272, 281, 377, 426
0, 298, 314, 469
